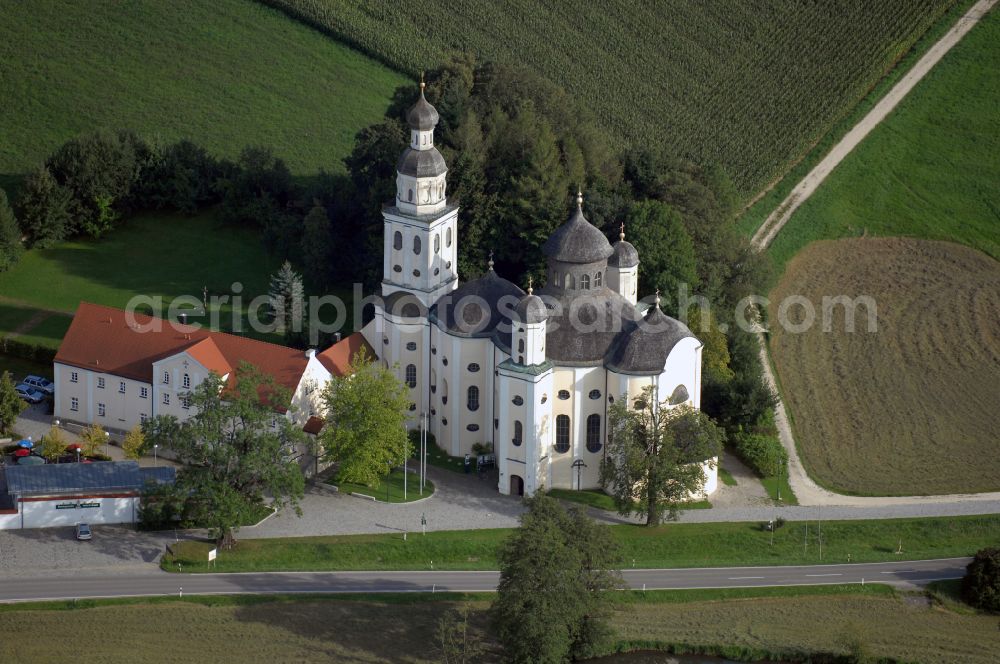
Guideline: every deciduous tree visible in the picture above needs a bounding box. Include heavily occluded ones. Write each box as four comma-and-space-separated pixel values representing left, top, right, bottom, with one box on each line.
962, 547, 1000, 612
16, 165, 72, 248
143, 363, 308, 548
624, 199, 697, 311
491, 493, 621, 663
39, 426, 67, 462
80, 423, 107, 457
0, 371, 26, 434
319, 347, 410, 487
122, 425, 146, 460
601, 385, 723, 526
300, 202, 334, 288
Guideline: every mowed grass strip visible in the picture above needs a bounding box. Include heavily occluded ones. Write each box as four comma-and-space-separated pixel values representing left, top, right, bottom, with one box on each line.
164, 513, 999, 573
547, 488, 711, 512
0, 0, 407, 193
767, 7, 1000, 272
769, 238, 1000, 495
333, 469, 435, 504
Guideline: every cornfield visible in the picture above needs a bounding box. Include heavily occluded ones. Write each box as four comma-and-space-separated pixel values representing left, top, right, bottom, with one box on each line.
263, 0, 957, 198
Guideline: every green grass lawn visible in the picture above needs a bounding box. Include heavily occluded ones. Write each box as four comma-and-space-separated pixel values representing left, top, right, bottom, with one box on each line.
766, 7, 1000, 275
548, 488, 710, 512
717, 467, 737, 487
164, 513, 999, 573
333, 469, 435, 504
0, 355, 53, 382
0, 211, 278, 339
0, 0, 407, 196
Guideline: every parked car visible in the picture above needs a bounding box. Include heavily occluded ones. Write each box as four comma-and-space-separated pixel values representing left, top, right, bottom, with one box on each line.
75, 523, 92, 541
22, 375, 54, 395
15, 384, 45, 404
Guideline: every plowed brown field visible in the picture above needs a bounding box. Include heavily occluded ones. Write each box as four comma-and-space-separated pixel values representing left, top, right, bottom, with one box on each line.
769, 237, 1000, 495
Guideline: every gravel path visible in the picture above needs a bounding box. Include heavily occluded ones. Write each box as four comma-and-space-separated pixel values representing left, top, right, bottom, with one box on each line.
750, 0, 997, 250
749, 0, 1000, 507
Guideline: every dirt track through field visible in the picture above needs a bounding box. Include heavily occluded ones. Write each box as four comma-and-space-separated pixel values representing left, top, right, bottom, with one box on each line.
751, 0, 998, 251
750, 0, 999, 506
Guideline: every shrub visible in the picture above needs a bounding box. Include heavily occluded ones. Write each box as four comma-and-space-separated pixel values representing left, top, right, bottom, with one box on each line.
733, 430, 787, 478
961, 547, 1000, 612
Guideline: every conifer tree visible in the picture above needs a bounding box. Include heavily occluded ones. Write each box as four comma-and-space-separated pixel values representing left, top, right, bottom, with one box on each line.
267, 260, 306, 344
16, 166, 72, 248
0, 190, 23, 271
300, 202, 334, 288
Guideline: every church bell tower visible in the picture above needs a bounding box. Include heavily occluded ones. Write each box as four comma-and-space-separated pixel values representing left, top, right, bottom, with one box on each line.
381, 78, 459, 309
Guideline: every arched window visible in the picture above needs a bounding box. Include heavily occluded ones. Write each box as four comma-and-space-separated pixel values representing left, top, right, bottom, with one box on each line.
441, 378, 448, 405
513, 420, 523, 446
182, 373, 190, 389
580, 274, 590, 290
517, 338, 525, 353
467, 385, 479, 411
446, 227, 453, 247
564, 273, 574, 290
393, 231, 402, 250
413, 236, 421, 254
669, 384, 690, 405
407, 189, 413, 203
405, 364, 417, 388
438, 182, 444, 199
434, 234, 440, 254
555, 415, 570, 453
430, 368, 437, 393
586, 414, 602, 453
595, 271, 602, 287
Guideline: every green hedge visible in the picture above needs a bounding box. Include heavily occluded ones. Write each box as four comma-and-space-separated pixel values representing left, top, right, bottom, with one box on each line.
0, 337, 57, 363
732, 431, 787, 478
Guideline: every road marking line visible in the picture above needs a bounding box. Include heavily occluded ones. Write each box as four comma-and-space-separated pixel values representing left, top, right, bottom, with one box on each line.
881, 570, 914, 574
728, 576, 766, 580
805, 573, 842, 577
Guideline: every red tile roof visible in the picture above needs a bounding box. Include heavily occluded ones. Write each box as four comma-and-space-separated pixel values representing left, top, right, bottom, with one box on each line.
55, 302, 311, 393
317, 331, 374, 377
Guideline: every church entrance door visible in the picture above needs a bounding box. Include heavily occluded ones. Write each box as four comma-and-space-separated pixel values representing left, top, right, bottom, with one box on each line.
509, 475, 524, 496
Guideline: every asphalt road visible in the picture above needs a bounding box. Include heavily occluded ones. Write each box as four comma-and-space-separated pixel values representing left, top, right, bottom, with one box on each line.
0, 558, 969, 603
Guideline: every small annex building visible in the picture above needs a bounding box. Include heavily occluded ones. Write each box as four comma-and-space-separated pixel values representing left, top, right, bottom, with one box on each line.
0, 461, 175, 530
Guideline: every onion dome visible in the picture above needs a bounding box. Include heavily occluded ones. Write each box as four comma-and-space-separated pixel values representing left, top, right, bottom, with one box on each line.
542, 192, 613, 264
605, 292, 694, 375
608, 222, 639, 268
406, 79, 439, 130
396, 148, 447, 177
513, 279, 547, 324
430, 255, 524, 337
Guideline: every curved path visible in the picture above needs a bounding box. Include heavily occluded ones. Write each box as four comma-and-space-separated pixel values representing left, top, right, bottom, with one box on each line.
749, 0, 1000, 507
0, 558, 969, 603
751, 0, 997, 250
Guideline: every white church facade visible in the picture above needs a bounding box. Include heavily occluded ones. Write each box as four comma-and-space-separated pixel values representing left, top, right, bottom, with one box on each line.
363, 82, 717, 497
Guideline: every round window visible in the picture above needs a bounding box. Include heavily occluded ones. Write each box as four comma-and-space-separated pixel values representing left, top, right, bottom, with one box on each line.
406, 342, 417, 351
467, 424, 479, 432
558, 390, 570, 400
512, 396, 524, 406
468, 363, 480, 373
393, 265, 402, 273
589, 389, 601, 400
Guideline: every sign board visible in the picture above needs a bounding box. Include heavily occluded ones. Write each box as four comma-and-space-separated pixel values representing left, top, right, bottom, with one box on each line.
80, 502, 100, 509
55, 503, 77, 510
208, 548, 217, 562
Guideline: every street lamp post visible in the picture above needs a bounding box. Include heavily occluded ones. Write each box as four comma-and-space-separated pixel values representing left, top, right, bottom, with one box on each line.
153, 444, 159, 467
104, 431, 110, 457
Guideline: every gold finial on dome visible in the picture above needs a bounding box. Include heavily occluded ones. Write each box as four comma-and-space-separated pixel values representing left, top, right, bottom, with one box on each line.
576, 189, 583, 209
619, 221, 625, 242
654, 288, 661, 308
527, 276, 534, 295
419, 71, 426, 94
488, 249, 494, 271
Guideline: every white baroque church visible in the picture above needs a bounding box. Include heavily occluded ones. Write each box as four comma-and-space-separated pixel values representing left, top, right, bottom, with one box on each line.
362, 83, 717, 497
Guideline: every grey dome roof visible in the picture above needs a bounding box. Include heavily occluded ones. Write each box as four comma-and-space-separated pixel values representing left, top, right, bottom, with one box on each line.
513, 293, 547, 324
431, 269, 524, 337
542, 199, 613, 264
533, 285, 640, 365
382, 291, 427, 319
406, 90, 439, 130
396, 147, 447, 177
609, 240, 639, 268
605, 306, 695, 375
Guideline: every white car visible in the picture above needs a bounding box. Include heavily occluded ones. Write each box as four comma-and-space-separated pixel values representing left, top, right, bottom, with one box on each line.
22, 375, 55, 395
75, 523, 92, 541
15, 384, 45, 404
